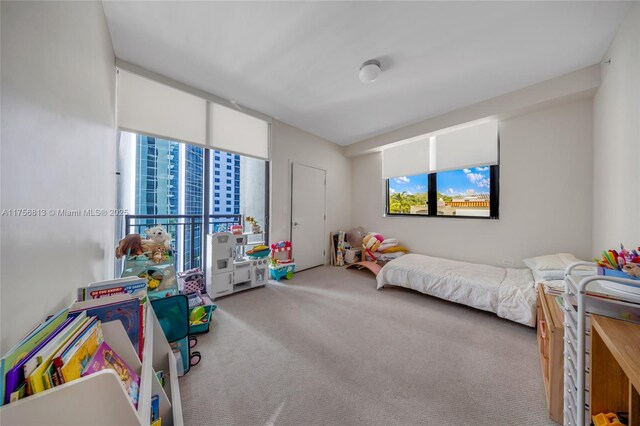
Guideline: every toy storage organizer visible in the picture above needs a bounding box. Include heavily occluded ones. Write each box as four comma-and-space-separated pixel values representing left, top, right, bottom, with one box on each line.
151, 295, 201, 375
563, 263, 640, 426
0, 304, 183, 426
122, 251, 179, 299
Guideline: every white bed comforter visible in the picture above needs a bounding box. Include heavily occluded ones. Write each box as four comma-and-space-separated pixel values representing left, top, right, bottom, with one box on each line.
376, 254, 536, 327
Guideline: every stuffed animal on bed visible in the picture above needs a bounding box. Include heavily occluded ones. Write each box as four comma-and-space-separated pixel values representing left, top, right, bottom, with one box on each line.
363, 233, 384, 252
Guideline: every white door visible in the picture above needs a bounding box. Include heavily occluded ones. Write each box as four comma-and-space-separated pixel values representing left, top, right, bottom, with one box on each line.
291, 163, 326, 271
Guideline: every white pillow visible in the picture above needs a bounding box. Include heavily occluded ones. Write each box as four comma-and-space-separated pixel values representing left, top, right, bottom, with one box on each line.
523, 253, 595, 281
523, 253, 568, 271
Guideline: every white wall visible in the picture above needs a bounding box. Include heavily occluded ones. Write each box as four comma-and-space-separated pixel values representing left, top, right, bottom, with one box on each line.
0, 1, 116, 351
593, 4, 640, 253
351, 98, 594, 266
270, 120, 352, 263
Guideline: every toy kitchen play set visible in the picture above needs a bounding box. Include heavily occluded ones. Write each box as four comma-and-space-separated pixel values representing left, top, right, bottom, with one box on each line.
206, 232, 269, 299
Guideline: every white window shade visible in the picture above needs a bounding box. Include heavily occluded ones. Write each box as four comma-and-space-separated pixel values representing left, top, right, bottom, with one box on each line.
208, 103, 269, 160
382, 137, 431, 178
117, 69, 207, 146
433, 120, 498, 172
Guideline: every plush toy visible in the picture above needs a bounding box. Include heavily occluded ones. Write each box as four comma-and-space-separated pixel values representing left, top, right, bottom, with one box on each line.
152, 247, 165, 264
145, 225, 172, 248
115, 233, 169, 259
363, 233, 384, 252
115, 234, 144, 258
623, 263, 640, 278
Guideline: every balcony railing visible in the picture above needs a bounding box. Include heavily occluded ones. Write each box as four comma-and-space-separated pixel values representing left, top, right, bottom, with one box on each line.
124, 214, 242, 271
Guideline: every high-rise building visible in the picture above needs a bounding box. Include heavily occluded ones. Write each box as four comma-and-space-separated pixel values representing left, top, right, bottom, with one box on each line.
134, 135, 179, 216
130, 135, 241, 270
211, 150, 240, 224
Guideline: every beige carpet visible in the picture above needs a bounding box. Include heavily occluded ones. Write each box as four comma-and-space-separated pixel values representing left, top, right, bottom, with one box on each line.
181, 266, 555, 426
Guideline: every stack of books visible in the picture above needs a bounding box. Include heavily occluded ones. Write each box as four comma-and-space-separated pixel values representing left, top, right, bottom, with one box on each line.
0, 277, 147, 409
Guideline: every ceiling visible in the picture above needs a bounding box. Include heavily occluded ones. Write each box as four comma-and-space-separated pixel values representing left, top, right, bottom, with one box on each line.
102, 1, 632, 145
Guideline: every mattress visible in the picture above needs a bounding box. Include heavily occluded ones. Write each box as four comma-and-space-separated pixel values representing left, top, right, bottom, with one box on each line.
376, 254, 536, 327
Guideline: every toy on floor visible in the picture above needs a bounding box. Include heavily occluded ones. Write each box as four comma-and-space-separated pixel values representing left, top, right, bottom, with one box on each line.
345, 230, 410, 277
592, 412, 624, 426
270, 241, 296, 281
346, 261, 382, 276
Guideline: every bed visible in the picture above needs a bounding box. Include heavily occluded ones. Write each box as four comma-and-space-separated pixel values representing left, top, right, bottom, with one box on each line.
376, 254, 536, 327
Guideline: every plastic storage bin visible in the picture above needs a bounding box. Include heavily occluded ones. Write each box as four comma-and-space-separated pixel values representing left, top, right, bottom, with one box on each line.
189, 304, 216, 334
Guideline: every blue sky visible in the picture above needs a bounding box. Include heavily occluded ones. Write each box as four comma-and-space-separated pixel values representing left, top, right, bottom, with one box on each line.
388, 174, 428, 195
437, 167, 490, 195
389, 167, 490, 196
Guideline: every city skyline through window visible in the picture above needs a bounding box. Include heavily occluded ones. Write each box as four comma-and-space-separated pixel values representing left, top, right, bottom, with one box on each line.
118, 132, 265, 271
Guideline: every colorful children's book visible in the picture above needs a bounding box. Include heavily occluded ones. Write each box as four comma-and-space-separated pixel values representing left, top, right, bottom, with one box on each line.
82, 341, 140, 408
28, 316, 90, 395
78, 277, 148, 301
22, 312, 88, 384
1, 308, 69, 405
5, 316, 76, 400
58, 320, 103, 383
49, 317, 99, 383
151, 394, 160, 421
70, 297, 143, 358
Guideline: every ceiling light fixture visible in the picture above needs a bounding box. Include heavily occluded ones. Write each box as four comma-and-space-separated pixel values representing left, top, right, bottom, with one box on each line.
359, 59, 381, 83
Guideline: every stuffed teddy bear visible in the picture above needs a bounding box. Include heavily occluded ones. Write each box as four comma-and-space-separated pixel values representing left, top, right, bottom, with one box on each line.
115, 232, 170, 259
145, 225, 172, 248
115, 234, 144, 258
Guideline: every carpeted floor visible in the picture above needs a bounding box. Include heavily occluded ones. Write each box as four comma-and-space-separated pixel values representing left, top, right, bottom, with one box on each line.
181, 266, 555, 426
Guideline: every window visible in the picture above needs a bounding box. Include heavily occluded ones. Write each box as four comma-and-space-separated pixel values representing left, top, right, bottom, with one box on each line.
386, 166, 498, 219
214, 185, 220, 190
214, 178, 220, 183
436, 167, 495, 217
387, 174, 429, 215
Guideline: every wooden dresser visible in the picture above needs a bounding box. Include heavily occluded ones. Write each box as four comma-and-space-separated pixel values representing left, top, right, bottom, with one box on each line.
590, 314, 640, 426
537, 284, 565, 424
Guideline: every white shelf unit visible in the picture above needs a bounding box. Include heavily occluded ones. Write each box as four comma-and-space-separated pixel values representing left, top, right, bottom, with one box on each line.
0, 304, 183, 426
563, 263, 640, 426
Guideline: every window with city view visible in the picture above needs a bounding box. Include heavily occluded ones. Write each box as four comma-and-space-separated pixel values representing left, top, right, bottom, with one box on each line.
386, 166, 498, 219
117, 131, 267, 271
436, 167, 491, 217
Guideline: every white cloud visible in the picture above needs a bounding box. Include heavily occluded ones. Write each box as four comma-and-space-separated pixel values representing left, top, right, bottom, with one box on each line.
466, 172, 490, 189
394, 176, 410, 184
405, 191, 413, 195
448, 188, 454, 194
389, 188, 396, 194
475, 166, 489, 171
463, 169, 471, 174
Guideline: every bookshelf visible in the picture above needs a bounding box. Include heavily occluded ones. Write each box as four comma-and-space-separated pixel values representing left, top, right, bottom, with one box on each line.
0, 304, 183, 426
